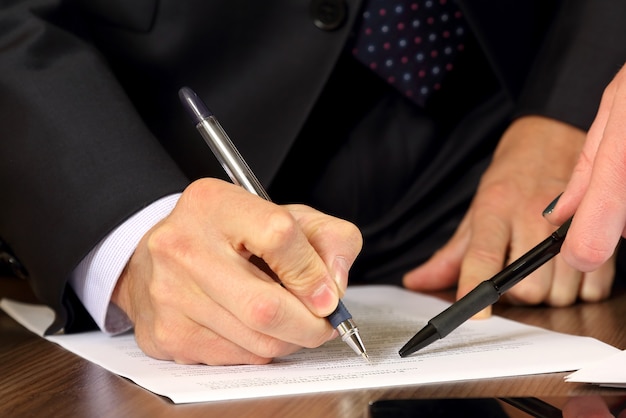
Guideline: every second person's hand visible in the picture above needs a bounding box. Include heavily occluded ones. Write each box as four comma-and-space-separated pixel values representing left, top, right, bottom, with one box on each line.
403, 115, 615, 315
544, 64, 626, 283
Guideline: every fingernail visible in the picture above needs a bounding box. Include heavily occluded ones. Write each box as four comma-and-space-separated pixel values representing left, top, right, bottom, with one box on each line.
542, 193, 563, 216
311, 282, 336, 312
333, 256, 349, 295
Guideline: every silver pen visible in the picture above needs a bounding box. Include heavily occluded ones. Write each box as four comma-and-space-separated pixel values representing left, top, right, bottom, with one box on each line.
178, 87, 369, 362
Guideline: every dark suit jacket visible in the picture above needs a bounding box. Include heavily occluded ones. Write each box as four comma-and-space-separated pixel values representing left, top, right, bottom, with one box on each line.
1, 0, 625, 333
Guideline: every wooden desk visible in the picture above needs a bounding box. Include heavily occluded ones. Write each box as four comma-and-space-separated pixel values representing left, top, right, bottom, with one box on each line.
2, 276, 626, 417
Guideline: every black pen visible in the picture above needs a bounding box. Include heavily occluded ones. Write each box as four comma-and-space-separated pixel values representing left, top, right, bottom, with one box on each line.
399, 217, 572, 357
178, 87, 369, 362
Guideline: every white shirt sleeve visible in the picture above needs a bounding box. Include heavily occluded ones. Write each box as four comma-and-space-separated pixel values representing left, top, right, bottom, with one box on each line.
69, 193, 181, 334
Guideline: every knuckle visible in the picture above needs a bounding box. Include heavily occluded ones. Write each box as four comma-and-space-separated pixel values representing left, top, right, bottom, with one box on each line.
580, 287, 610, 303
476, 181, 516, 206
245, 294, 285, 332
509, 281, 546, 305
145, 223, 186, 259
547, 292, 576, 308
348, 222, 364, 249
183, 178, 223, 202
323, 220, 364, 252
466, 246, 503, 268
150, 322, 179, 355
135, 321, 182, 362
262, 210, 299, 249
283, 252, 324, 293
148, 282, 173, 309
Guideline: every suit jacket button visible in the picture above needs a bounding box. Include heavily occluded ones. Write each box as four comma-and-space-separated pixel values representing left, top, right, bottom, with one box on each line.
310, 0, 347, 31
0, 239, 28, 279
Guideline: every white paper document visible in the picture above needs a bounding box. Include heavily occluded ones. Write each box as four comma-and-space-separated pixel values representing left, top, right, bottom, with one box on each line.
565, 349, 626, 388
1, 285, 619, 404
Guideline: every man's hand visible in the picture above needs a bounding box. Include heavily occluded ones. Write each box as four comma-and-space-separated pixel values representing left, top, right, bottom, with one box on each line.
111, 178, 362, 365
403, 115, 615, 316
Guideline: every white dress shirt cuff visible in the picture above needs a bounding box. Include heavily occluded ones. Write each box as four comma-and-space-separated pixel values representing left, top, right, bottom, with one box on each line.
69, 193, 181, 334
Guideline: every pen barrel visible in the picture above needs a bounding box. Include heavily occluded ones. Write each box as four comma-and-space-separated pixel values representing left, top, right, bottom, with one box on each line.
327, 300, 352, 328
196, 116, 271, 201
430, 281, 500, 337
491, 217, 571, 293
491, 237, 563, 294
180, 87, 366, 358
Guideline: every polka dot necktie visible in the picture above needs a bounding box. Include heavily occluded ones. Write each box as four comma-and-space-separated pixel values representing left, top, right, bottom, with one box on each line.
351, 0, 467, 107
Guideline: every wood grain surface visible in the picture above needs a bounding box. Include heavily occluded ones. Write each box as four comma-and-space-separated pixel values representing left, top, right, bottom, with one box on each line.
2, 276, 626, 417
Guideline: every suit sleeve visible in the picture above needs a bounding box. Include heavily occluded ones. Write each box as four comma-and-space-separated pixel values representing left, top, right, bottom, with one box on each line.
516, 0, 626, 130
0, 2, 188, 332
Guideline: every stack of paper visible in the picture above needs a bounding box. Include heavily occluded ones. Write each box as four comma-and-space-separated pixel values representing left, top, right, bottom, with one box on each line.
1, 285, 620, 404
565, 350, 626, 388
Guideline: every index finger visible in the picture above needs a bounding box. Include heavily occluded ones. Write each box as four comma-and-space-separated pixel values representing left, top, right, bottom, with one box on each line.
285, 204, 363, 295
225, 195, 343, 317
562, 91, 626, 271
544, 77, 614, 226
456, 209, 510, 318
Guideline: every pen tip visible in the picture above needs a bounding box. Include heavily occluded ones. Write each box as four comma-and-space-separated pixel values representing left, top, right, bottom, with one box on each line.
398, 323, 440, 358
362, 352, 371, 364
